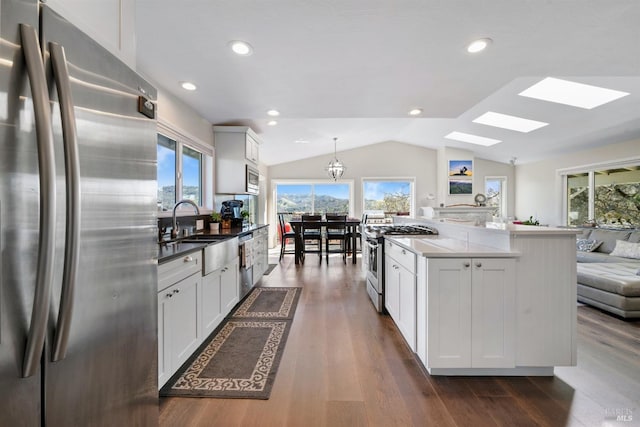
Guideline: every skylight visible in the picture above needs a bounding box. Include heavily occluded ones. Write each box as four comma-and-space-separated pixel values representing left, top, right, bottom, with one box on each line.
472, 111, 548, 133
445, 131, 501, 146
518, 77, 629, 109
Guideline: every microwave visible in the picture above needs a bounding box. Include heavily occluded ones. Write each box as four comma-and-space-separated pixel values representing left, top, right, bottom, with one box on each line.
246, 165, 259, 195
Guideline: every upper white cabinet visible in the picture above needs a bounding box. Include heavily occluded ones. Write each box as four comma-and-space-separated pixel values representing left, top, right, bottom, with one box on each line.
45, 0, 136, 68
245, 133, 260, 164
214, 126, 262, 194
423, 257, 516, 370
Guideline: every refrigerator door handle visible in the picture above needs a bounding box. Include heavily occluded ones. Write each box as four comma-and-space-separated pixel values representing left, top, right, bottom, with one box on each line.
49, 42, 81, 362
19, 24, 57, 378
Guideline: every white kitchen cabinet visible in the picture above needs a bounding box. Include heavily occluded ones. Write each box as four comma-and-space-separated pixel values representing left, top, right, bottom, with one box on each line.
245, 133, 260, 164
45, 0, 136, 68
384, 240, 417, 351
202, 257, 239, 338
158, 251, 203, 388
425, 258, 515, 370
158, 271, 201, 387
201, 269, 223, 338
252, 227, 269, 283
221, 258, 240, 314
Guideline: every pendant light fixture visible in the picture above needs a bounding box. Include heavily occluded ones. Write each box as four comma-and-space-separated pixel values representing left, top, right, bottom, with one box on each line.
326, 137, 346, 181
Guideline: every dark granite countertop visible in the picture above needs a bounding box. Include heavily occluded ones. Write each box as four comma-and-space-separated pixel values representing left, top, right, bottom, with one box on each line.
157, 224, 268, 264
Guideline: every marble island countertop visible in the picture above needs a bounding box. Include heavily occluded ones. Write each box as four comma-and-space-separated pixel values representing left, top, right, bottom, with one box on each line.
386, 236, 521, 258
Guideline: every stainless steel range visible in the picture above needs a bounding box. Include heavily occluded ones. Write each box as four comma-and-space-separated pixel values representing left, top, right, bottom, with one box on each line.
363, 224, 438, 312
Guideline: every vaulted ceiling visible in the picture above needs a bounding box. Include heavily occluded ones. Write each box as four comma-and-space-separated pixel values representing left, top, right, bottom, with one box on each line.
136, 0, 640, 166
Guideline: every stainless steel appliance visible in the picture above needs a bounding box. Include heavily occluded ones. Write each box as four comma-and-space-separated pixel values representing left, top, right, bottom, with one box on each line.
1, 2, 158, 425
221, 199, 245, 227
246, 164, 260, 195
239, 233, 255, 298
363, 225, 438, 312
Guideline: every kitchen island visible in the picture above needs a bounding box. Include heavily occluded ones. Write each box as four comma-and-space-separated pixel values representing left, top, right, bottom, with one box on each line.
386, 218, 579, 376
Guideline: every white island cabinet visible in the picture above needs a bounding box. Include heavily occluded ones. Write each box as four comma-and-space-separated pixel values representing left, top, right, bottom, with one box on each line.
388, 218, 579, 376
425, 257, 515, 370
384, 240, 417, 351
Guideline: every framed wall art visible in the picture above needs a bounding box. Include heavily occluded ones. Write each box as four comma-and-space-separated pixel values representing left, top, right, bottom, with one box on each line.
448, 179, 473, 195
448, 160, 473, 177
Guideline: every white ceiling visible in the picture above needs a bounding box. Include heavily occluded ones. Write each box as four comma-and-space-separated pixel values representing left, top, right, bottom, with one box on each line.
135, 0, 640, 166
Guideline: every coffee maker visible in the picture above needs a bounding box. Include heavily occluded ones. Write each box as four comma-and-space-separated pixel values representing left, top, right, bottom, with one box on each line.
220, 200, 244, 227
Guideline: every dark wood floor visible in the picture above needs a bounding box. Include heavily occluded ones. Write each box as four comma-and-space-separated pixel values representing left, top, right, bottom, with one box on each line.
159, 254, 640, 427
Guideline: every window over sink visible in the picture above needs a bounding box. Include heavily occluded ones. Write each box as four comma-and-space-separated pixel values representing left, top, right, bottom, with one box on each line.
157, 121, 213, 211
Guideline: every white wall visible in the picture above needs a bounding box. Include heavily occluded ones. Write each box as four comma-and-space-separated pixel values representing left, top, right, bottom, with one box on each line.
268, 141, 437, 244
475, 157, 516, 217
515, 137, 640, 226
269, 140, 438, 215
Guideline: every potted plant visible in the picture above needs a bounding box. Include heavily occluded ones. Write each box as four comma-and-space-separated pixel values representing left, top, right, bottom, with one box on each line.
240, 210, 250, 225
210, 212, 222, 232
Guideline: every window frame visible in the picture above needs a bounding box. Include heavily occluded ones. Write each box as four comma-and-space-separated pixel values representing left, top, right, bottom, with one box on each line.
157, 120, 214, 212
272, 179, 355, 217
559, 156, 640, 226
484, 176, 507, 219
361, 177, 416, 217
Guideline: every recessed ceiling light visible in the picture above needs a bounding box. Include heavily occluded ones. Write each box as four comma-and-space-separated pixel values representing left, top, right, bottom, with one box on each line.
467, 38, 492, 53
445, 131, 501, 146
267, 109, 280, 117
519, 77, 629, 109
473, 111, 548, 133
267, 120, 278, 126
408, 108, 423, 116
229, 40, 253, 56
181, 81, 197, 91
294, 139, 310, 144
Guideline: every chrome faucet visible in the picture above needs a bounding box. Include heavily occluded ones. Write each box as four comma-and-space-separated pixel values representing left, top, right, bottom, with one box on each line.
171, 199, 200, 239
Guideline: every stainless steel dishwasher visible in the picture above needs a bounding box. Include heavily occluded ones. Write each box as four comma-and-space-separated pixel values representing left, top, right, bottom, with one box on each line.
238, 233, 254, 299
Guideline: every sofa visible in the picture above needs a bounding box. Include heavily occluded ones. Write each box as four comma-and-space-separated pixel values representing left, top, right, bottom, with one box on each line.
575, 228, 640, 318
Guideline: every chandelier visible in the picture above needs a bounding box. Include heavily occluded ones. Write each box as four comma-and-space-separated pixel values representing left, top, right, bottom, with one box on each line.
326, 137, 346, 181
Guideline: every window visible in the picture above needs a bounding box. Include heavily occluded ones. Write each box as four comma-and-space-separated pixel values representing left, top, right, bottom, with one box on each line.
567, 173, 589, 226
562, 161, 640, 227
157, 134, 176, 211
275, 181, 353, 217
157, 126, 210, 211
362, 179, 414, 216
485, 176, 507, 218
182, 145, 202, 205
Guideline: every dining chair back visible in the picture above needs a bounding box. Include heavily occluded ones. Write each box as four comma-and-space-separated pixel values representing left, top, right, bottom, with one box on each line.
278, 213, 296, 261
325, 214, 347, 263
301, 214, 323, 263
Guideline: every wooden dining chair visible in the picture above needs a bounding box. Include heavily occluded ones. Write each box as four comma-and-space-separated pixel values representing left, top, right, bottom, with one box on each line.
278, 213, 296, 261
325, 214, 347, 263
301, 214, 323, 263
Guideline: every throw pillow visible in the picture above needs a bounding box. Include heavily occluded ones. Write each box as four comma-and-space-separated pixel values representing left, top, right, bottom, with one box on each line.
609, 240, 640, 260
576, 239, 602, 252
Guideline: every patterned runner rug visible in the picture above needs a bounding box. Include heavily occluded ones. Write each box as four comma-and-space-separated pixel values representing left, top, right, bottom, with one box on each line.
160, 287, 301, 399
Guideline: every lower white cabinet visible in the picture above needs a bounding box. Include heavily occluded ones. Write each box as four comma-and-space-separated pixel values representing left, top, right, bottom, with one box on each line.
202, 257, 239, 339
221, 258, 240, 314
157, 272, 201, 387
252, 227, 268, 284
384, 240, 417, 351
424, 257, 516, 369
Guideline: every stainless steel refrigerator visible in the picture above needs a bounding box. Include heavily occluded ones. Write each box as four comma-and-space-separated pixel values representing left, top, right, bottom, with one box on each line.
0, 0, 158, 425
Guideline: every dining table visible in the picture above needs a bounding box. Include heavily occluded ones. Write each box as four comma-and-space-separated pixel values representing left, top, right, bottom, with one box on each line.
288, 217, 361, 265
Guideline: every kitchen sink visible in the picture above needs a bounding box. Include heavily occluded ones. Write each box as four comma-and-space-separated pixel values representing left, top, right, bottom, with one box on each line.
182, 236, 239, 275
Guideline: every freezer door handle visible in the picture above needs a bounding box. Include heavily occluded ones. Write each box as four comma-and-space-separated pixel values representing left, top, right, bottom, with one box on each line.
49, 42, 81, 363
19, 24, 57, 378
